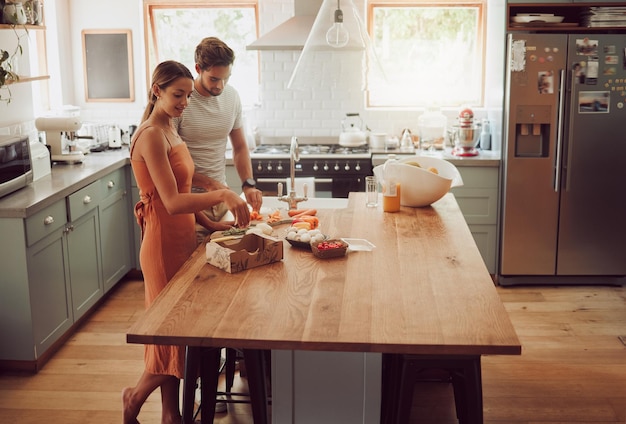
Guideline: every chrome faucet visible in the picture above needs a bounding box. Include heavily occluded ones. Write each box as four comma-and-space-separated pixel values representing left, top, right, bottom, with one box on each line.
277, 136, 308, 210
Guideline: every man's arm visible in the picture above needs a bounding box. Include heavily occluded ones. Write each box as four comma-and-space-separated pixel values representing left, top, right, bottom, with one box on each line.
230, 127, 263, 211
192, 172, 229, 191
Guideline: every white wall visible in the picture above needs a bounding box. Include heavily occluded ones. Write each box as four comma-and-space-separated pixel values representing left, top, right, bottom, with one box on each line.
1, 0, 505, 150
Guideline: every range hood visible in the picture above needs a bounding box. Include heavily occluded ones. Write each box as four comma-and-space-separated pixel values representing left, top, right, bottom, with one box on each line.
246, 0, 322, 50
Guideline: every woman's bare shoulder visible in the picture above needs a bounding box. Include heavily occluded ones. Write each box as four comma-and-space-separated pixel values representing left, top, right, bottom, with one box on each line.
131, 125, 168, 159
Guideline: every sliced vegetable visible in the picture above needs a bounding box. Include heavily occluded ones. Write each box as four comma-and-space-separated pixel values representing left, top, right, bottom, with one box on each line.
266, 210, 282, 223
288, 209, 317, 217
292, 215, 319, 229
250, 210, 263, 221
292, 222, 312, 230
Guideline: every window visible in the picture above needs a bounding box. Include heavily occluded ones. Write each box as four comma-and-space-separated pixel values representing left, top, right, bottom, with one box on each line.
144, 1, 259, 107
367, 1, 486, 108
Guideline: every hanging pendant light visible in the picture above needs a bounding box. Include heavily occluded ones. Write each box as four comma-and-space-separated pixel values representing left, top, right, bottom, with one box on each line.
288, 0, 386, 91
325, 0, 349, 48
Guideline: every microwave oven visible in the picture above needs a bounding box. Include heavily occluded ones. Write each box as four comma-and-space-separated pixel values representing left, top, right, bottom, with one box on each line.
0, 134, 33, 199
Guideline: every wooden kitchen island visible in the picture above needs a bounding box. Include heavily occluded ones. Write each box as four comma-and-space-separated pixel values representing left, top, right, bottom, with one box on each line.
126, 192, 521, 423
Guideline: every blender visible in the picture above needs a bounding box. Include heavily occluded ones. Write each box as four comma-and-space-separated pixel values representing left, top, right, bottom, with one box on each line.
452, 108, 480, 157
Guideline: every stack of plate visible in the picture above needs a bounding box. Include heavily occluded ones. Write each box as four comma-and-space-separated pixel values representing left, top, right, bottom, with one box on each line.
512, 14, 565, 24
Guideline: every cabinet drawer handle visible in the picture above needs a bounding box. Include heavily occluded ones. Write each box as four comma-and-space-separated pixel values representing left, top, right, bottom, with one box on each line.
83, 195, 92, 204
43, 215, 54, 225
107, 180, 115, 189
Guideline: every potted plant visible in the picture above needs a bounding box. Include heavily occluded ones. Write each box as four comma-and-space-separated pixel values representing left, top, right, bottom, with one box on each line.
0, 48, 19, 103
0, 18, 27, 103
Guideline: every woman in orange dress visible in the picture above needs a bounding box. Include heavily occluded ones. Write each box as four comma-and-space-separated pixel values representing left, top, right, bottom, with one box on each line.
122, 60, 250, 424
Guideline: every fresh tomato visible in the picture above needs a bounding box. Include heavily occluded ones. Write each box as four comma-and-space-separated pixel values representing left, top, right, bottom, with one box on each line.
316, 241, 344, 250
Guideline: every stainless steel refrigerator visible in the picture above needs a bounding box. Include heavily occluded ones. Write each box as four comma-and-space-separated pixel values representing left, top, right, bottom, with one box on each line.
499, 33, 626, 286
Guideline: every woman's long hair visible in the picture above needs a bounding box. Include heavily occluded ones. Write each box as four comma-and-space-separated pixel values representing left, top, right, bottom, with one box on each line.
140, 60, 193, 123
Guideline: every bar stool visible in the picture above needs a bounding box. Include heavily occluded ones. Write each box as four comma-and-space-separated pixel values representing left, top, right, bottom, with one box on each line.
381, 353, 483, 424
182, 347, 270, 424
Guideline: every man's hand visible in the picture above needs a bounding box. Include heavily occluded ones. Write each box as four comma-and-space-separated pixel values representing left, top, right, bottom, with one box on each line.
243, 186, 263, 212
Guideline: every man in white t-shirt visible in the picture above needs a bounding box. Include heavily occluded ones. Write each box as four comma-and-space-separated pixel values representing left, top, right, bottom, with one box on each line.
174, 37, 262, 238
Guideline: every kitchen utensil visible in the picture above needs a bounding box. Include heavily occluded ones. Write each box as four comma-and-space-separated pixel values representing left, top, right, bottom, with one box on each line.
108, 125, 122, 149
400, 129, 413, 152
418, 107, 447, 151
373, 156, 463, 207
369, 133, 386, 149
339, 113, 367, 147
452, 108, 480, 157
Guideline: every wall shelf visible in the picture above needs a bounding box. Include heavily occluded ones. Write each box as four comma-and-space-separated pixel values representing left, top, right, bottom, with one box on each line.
1, 23, 49, 92
5, 75, 50, 85
0, 24, 46, 31
507, 3, 626, 33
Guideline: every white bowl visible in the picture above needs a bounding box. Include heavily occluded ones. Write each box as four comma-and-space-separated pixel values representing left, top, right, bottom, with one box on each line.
373, 156, 463, 207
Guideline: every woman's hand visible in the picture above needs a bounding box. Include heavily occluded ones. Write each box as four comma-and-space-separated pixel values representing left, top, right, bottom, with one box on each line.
195, 212, 236, 233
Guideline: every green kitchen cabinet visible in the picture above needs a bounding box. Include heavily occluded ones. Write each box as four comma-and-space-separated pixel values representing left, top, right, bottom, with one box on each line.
0, 187, 102, 367
451, 166, 499, 274
99, 168, 133, 292
66, 208, 102, 320
22, 200, 73, 362
0, 168, 136, 370
65, 180, 103, 322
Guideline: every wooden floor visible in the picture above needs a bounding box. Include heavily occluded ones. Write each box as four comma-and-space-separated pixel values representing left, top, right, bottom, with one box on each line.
1, 274, 626, 423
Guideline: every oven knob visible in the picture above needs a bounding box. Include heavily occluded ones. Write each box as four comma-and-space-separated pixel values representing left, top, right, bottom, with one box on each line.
277, 161, 283, 172
267, 162, 273, 171
313, 162, 319, 171
334, 163, 340, 171
323, 163, 329, 171
257, 163, 262, 171
355, 162, 361, 171
344, 163, 350, 171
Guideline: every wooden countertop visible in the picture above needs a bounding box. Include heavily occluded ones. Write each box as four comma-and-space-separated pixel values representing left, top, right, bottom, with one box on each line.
127, 193, 521, 356
0, 148, 130, 218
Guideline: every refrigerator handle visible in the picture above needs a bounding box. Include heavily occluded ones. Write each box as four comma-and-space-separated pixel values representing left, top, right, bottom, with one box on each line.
554, 69, 566, 193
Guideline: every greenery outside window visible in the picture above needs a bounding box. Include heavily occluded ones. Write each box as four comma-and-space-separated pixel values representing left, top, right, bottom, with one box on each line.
144, 1, 259, 107
367, 1, 486, 108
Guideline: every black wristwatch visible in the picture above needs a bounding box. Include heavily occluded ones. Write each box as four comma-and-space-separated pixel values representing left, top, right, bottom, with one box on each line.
242, 178, 257, 190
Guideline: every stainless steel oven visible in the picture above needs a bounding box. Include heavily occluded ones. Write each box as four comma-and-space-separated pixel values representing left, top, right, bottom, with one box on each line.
251, 141, 372, 198
0, 134, 33, 199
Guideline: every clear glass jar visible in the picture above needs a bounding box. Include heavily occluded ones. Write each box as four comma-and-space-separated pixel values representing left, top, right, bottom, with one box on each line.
417, 107, 447, 151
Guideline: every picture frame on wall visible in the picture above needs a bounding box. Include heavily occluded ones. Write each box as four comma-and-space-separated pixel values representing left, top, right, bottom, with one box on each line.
82, 29, 134, 102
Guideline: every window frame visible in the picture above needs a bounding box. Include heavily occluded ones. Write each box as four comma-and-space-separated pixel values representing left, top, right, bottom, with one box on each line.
366, 0, 487, 109
142, 0, 259, 95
